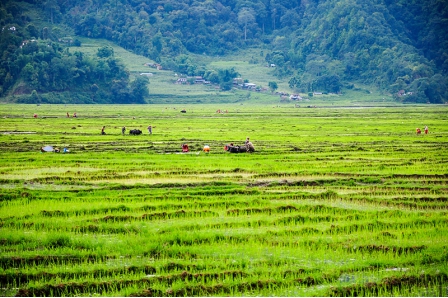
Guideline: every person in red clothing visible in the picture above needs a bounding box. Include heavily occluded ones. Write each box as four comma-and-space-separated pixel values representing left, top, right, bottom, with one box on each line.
424, 126, 428, 134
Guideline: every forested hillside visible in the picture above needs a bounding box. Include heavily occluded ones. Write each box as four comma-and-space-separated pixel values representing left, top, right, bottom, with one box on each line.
1, 0, 447, 103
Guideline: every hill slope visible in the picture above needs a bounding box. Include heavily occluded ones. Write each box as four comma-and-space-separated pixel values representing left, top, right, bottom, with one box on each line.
0, 0, 447, 104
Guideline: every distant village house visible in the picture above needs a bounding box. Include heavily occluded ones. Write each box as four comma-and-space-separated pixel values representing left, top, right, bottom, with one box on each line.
144, 62, 163, 70
194, 76, 206, 84
233, 78, 243, 85
175, 76, 210, 85
289, 94, 302, 100
176, 78, 187, 84
397, 90, 413, 97
243, 83, 257, 90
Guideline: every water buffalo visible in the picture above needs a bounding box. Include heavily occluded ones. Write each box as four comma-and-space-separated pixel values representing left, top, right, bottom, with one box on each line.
129, 129, 142, 135
225, 143, 255, 153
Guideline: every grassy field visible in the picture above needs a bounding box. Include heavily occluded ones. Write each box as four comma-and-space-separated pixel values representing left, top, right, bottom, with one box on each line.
0, 104, 447, 297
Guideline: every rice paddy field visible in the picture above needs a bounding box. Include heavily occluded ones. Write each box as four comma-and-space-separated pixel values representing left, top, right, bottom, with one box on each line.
0, 103, 447, 297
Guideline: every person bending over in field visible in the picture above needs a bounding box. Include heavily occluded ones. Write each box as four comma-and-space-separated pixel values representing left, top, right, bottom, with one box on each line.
246, 141, 255, 152
101, 126, 106, 135
416, 128, 421, 135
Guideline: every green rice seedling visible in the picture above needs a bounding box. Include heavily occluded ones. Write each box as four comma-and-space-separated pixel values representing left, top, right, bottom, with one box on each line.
0, 104, 447, 296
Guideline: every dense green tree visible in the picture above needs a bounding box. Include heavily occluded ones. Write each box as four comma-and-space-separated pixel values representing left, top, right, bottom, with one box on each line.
268, 81, 278, 93
288, 76, 300, 90
130, 75, 149, 103
110, 79, 131, 103
97, 46, 114, 58
217, 68, 239, 91
21, 63, 35, 82
314, 75, 342, 93
204, 70, 220, 84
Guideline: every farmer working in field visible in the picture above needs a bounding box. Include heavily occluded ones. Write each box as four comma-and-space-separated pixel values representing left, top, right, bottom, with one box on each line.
246, 140, 255, 152
101, 126, 106, 135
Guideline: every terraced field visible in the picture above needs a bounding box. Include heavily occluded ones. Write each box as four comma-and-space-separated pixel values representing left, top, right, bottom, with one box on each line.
0, 104, 447, 296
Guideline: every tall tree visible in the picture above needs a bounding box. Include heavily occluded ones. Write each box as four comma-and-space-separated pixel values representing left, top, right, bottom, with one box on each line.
238, 8, 256, 41
44, 0, 60, 24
